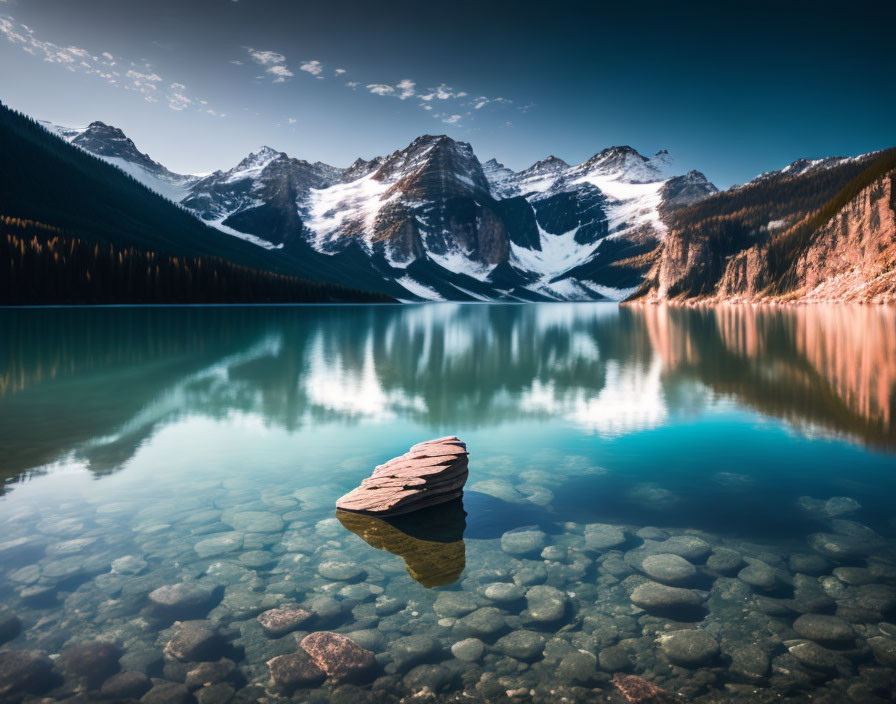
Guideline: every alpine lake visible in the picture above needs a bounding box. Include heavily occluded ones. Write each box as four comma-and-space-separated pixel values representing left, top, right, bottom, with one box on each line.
1, 302, 895, 704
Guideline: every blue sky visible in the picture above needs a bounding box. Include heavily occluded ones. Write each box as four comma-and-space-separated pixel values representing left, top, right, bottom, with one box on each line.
1, 0, 894, 187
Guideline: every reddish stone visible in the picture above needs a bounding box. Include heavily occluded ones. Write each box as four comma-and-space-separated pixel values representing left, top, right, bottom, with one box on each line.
611, 673, 677, 704
299, 631, 375, 682
336, 437, 469, 516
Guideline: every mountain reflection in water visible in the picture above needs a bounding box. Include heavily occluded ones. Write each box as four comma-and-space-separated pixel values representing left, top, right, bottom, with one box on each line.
1, 303, 894, 486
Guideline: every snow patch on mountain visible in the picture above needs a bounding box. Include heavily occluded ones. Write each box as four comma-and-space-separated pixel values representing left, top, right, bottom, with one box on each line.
395, 276, 444, 302
305, 173, 396, 249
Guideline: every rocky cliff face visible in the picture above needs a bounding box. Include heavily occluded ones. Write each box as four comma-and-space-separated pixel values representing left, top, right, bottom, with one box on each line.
630, 153, 895, 305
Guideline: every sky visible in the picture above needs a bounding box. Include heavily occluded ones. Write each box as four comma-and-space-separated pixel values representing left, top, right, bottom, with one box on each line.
1, 0, 894, 188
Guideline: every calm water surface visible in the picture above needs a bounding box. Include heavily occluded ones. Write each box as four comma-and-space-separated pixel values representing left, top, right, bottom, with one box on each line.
1, 303, 895, 703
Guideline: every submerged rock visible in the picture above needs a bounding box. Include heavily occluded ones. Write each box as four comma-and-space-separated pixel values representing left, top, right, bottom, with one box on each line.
336, 437, 469, 516
59, 640, 121, 686
640, 553, 697, 585
148, 582, 219, 619
100, 671, 152, 699
630, 581, 703, 612
612, 673, 676, 703
584, 523, 626, 551
495, 630, 546, 661
164, 621, 226, 662
524, 585, 568, 624
501, 529, 547, 557
657, 629, 719, 667
0, 650, 56, 696
451, 638, 485, 662
793, 614, 856, 645
267, 651, 326, 690
257, 606, 313, 637
300, 631, 375, 682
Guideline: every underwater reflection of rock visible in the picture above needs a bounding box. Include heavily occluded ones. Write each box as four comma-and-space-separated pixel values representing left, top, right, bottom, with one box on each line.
335, 499, 467, 588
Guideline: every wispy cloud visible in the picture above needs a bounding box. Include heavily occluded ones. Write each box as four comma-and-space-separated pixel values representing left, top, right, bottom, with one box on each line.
418, 84, 468, 102
473, 96, 511, 110
245, 47, 294, 82
299, 60, 323, 76
0, 16, 220, 116
442, 114, 462, 124
334, 68, 346, 75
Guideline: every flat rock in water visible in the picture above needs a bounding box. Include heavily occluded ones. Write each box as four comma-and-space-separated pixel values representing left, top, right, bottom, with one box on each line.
336, 437, 469, 516
630, 581, 703, 612
641, 553, 697, 585
257, 606, 313, 637
657, 629, 719, 667
267, 652, 325, 690
300, 631, 375, 682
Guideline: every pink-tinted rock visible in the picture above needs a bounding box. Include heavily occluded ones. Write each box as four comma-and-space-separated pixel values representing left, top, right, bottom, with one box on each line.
612, 673, 677, 703
257, 607, 313, 637
299, 631, 375, 682
336, 437, 468, 516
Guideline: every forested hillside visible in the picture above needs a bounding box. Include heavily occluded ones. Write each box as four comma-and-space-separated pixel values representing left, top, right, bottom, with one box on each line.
0, 103, 392, 304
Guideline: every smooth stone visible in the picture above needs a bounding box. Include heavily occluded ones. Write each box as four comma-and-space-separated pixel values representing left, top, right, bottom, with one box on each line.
787, 641, 844, 671
0, 650, 56, 696
738, 559, 778, 590
525, 585, 568, 624
164, 621, 226, 662
495, 630, 546, 661
343, 629, 385, 653
59, 640, 121, 685
584, 523, 626, 551
789, 553, 831, 575
636, 526, 669, 540
833, 566, 875, 585
793, 614, 856, 644
318, 561, 365, 582
483, 582, 525, 604
867, 636, 896, 667
451, 638, 485, 662
598, 645, 632, 672
196, 682, 235, 704
541, 545, 568, 561
501, 529, 547, 557
0, 612, 22, 645
641, 553, 697, 585
657, 629, 719, 667
184, 659, 236, 688
194, 533, 244, 558
257, 606, 313, 636
100, 671, 152, 698
433, 591, 480, 618
388, 635, 440, 670
513, 564, 547, 586
149, 582, 218, 618
266, 651, 326, 690
855, 584, 896, 614
557, 650, 598, 684
630, 581, 703, 611
453, 607, 509, 640
140, 681, 193, 704
300, 631, 375, 683
46, 537, 97, 556
706, 547, 743, 574
305, 595, 342, 622
825, 497, 861, 517
111, 555, 148, 575
658, 535, 712, 562
403, 663, 454, 693
238, 551, 276, 569
808, 533, 874, 561
225, 511, 284, 533
729, 645, 771, 682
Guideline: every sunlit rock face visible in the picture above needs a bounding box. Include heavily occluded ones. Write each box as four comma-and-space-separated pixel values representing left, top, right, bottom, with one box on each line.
336, 437, 469, 516
336, 500, 466, 587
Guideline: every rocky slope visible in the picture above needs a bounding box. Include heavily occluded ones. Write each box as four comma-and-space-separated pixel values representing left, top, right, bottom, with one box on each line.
629, 150, 896, 305
43, 119, 716, 301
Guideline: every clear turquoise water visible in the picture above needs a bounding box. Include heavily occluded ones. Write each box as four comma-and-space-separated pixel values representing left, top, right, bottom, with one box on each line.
1, 303, 895, 703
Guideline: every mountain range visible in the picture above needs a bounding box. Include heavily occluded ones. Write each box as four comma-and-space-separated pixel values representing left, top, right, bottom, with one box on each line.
2, 102, 893, 305
40, 118, 718, 301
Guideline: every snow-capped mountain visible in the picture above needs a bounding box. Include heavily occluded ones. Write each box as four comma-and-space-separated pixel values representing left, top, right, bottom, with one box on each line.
41, 119, 717, 301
